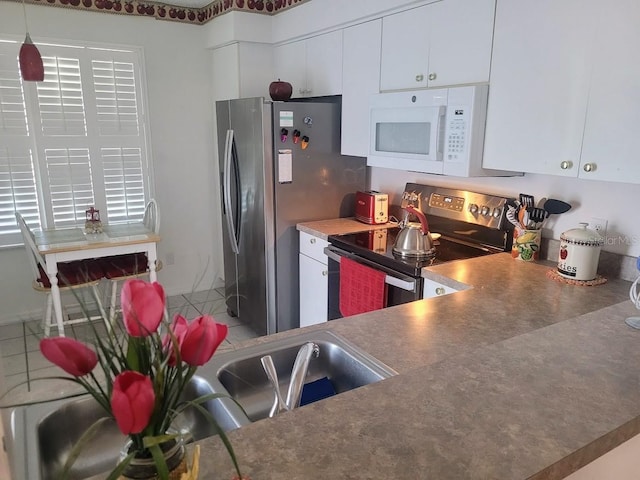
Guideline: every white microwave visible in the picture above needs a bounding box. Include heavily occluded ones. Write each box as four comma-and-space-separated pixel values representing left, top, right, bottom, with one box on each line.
368, 85, 515, 177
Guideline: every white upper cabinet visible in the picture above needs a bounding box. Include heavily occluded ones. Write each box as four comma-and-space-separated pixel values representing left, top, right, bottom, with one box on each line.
341, 19, 382, 157
274, 30, 343, 98
211, 42, 273, 101
579, 0, 640, 182
380, 0, 495, 91
484, 0, 640, 184
483, 0, 597, 177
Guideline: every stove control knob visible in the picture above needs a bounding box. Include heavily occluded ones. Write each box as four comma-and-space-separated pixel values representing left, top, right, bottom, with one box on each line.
492, 207, 502, 218
481, 205, 490, 216
468, 203, 478, 214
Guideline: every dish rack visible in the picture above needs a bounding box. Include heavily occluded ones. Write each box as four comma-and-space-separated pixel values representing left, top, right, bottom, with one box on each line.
624, 256, 640, 329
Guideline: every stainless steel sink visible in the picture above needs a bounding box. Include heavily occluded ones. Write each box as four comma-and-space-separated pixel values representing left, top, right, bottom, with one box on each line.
3, 375, 247, 480
206, 330, 397, 422
2, 330, 394, 480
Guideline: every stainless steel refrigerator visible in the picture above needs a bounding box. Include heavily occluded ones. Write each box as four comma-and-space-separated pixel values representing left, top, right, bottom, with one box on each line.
216, 96, 366, 335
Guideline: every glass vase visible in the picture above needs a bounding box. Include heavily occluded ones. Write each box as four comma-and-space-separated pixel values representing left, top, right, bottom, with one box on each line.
119, 436, 187, 480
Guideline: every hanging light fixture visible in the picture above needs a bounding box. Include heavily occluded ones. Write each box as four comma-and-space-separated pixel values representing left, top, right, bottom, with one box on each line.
19, 0, 44, 82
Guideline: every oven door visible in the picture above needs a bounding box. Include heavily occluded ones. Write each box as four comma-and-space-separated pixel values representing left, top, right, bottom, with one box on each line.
324, 246, 422, 320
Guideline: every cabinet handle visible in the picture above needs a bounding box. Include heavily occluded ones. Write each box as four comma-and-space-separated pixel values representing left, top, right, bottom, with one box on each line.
310, 238, 316, 244
428, 72, 437, 81
322, 270, 328, 276
415, 74, 424, 82
435, 287, 446, 296
560, 160, 573, 170
583, 163, 596, 173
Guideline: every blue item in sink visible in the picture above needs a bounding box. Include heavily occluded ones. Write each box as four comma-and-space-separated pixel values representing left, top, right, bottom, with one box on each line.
300, 377, 337, 406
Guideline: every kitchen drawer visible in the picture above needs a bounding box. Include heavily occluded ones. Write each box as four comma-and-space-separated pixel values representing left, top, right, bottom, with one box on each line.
299, 231, 329, 264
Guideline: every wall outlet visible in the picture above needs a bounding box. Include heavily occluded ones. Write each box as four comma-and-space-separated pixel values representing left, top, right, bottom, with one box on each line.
590, 217, 608, 235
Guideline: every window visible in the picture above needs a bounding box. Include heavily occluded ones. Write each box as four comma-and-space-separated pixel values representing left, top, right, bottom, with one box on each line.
0, 39, 152, 247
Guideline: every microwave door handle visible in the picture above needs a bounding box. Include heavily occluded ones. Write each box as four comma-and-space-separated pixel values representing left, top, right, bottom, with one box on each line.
324, 247, 417, 292
435, 105, 446, 160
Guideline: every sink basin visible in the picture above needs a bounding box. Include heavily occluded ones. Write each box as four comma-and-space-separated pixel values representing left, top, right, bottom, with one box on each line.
2, 330, 394, 480
206, 330, 397, 422
4, 375, 245, 480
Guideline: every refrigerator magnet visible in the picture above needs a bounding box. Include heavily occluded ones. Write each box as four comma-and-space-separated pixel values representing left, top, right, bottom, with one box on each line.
279, 111, 294, 127
278, 149, 293, 183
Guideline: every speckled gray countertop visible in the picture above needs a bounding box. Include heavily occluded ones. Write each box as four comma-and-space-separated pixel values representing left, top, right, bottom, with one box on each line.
188, 219, 640, 480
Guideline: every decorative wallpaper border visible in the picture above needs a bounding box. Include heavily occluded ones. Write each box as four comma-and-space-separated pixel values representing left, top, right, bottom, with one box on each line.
19, 0, 310, 25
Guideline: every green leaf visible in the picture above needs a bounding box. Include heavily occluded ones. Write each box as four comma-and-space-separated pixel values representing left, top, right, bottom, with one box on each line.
106, 452, 135, 480
58, 417, 112, 480
143, 433, 179, 448
189, 401, 243, 479
149, 442, 170, 480
126, 337, 141, 372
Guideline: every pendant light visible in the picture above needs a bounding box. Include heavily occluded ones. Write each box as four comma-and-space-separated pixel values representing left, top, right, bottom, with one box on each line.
19, 0, 44, 82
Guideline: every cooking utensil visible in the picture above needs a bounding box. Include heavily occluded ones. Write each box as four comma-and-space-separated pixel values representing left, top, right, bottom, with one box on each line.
543, 198, 572, 215
392, 205, 436, 258
506, 206, 522, 229
527, 207, 548, 229
519, 193, 535, 209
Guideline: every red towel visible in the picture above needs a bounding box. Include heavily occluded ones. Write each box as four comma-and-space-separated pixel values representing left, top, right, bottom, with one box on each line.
339, 257, 387, 317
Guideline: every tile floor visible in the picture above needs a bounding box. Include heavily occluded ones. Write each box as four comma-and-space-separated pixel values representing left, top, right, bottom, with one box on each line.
0, 288, 258, 397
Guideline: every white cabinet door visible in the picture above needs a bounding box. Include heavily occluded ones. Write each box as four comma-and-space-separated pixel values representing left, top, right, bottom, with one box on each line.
483, 0, 598, 176
212, 42, 273, 101
299, 254, 328, 327
274, 31, 343, 98
380, 6, 430, 91
273, 41, 307, 98
341, 19, 382, 157
380, 0, 495, 92
428, 0, 495, 87
306, 30, 343, 97
579, 0, 640, 183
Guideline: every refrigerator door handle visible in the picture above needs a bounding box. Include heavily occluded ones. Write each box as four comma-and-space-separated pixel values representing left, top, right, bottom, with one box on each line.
223, 129, 240, 254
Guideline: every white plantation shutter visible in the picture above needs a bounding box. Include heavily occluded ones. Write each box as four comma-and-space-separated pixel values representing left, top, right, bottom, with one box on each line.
45, 147, 95, 226
0, 39, 152, 246
102, 147, 145, 221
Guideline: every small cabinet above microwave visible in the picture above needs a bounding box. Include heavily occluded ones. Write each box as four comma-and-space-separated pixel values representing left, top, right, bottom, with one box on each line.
367, 86, 519, 177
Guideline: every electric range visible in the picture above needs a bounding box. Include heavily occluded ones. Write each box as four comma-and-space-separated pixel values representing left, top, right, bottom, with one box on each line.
325, 183, 515, 319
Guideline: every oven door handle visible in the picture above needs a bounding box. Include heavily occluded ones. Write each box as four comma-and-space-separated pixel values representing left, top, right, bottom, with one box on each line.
324, 246, 417, 293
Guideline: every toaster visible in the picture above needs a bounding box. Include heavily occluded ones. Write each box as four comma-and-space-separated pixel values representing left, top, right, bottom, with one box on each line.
355, 191, 389, 225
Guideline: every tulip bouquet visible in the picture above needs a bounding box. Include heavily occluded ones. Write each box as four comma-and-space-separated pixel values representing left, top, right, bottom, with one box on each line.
35, 279, 242, 480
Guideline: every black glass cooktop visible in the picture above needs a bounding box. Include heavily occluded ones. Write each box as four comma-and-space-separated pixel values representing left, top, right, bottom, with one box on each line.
328, 227, 500, 277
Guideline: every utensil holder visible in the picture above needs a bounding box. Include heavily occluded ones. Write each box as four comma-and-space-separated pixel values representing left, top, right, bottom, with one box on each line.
511, 228, 541, 262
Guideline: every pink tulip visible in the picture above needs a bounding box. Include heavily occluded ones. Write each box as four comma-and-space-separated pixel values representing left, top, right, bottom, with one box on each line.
121, 279, 165, 337
111, 371, 155, 435
180, 316, 228, 366
40, 337, 98, 377
163, 314, 189, 366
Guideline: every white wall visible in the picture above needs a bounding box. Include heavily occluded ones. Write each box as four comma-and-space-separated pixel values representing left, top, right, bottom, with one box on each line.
0, 2, 221, 324
370, 168, 640, 257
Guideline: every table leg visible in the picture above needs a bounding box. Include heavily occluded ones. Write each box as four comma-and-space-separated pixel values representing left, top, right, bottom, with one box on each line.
148, 243, 158, 283
45, 255, 65, 337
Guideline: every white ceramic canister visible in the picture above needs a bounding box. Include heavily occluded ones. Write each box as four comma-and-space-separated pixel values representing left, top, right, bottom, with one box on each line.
557, 223, 604, 281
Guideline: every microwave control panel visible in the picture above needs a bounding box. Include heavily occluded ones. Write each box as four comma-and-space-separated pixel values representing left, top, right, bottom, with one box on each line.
445, 107, 468, 161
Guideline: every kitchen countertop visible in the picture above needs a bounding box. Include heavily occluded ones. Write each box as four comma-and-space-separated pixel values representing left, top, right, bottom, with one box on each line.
187, 219, 640, 479
8, 219, 640, 480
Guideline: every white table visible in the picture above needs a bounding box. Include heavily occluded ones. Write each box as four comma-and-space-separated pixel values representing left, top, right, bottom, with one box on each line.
34, 223, 161, 336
